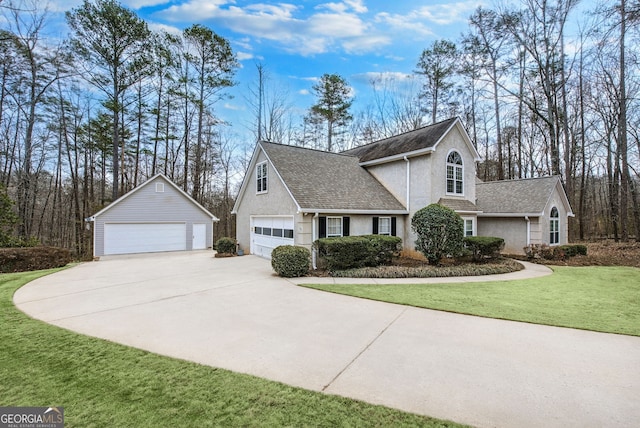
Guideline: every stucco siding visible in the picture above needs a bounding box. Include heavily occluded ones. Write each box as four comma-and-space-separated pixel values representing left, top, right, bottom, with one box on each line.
477, 217, 529, 254
429, 129, 477, 205
235, 150, 300, 254
366, 161, 408, 206
93, 176, 213, 257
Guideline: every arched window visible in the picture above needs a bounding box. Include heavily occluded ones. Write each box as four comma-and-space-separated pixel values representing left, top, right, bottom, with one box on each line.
550, 207, 559, 245
446, 151, 463, 195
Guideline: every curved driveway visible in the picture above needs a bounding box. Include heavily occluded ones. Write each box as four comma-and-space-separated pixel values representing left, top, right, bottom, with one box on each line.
14, 251, 640, 428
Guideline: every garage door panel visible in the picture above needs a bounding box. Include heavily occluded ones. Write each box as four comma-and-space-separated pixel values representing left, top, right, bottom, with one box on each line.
105, 223, 186, 255
251, 217, 294, 259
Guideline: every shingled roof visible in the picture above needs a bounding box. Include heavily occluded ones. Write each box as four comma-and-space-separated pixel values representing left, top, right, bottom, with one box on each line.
260, 142, 407, 212
476, 176, 571, 215
342, 117, 458, 163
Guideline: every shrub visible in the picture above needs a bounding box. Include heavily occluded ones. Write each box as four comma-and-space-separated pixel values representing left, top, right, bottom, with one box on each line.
0, 246, 72, 273
215, 237, 236, 255
365, 235, 402, 265
464, 236, 505, 262
271, 245, 310, 277
315, 236, 375, 270
559, 244, 587, 257
524, 244, 555, 260
411, 204, 464, 265
314, 235, 402, 271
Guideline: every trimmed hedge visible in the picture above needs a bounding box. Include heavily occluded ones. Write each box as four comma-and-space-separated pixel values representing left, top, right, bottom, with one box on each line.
464, 236, 505, 262
215, 237, 236, 255
271, 245, 310, 278
314, 235, 402, 271
0, 246, 72, 273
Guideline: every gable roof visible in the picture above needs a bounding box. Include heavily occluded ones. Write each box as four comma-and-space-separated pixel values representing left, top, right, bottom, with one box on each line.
261, 142, 407, 213
89, 173, 218, 221
232, 141, 407, 214
476, 176, 573, 217
342, 117, 480, 165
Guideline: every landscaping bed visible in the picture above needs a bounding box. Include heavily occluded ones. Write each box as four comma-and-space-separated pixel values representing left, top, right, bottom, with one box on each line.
510, 241, 640, 268
313, 256, 523, 278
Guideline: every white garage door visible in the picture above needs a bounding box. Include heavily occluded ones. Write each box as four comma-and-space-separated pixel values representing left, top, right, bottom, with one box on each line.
104, 223, 187, 255
251, 217, 294, 259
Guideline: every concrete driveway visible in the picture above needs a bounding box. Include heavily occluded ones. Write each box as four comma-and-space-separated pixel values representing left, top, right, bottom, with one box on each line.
13, 251, 640, 428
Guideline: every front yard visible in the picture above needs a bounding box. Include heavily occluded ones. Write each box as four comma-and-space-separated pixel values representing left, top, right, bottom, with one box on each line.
301, 265, 640, 336
0, 269, 461, 427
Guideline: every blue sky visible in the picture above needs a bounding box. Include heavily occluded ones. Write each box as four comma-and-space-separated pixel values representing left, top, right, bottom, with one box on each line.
47, 0, 595, 141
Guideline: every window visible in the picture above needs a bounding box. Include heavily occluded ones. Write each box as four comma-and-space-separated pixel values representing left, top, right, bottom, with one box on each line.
446, 151, 463, 195
155, 183, 164, 193
284, 229, 294, 239
464, 219, 474, 237
550, 207, 559, 245
254, 226, 262, 235
378, 217, 391, 235
319, 216, 349, 238
256, 161, 267, 193
272, 228, 283, 237
327, 217, 342, 237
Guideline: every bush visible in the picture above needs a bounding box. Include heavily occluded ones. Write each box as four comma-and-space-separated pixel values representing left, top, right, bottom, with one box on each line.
365, 235, 403, 265
559, 244, 588, 257
315, 236, 375, 270
411, 204, 464, 265
271, 245, 310, 277
215, 237, 236, 255
524, 243, 587, 261
314, 235, 402, 271
0, 246, 72, 273
464, 236, 505, 262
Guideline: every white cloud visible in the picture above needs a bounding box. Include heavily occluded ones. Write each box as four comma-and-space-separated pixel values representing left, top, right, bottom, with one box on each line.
299, 89, 310, 95
123, 0, 171, 9
154, 0, 389, 56
413, 1, 484, 26
237, 51, 254, 61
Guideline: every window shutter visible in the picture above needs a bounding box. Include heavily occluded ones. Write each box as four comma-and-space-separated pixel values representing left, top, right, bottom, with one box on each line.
372, 217, 379, 234
343, 217, 350, 236
319, 216, 327, 239
391, 217, 397, 236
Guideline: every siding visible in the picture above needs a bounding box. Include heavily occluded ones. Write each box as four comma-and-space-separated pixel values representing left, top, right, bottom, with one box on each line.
93, 176, 214, 257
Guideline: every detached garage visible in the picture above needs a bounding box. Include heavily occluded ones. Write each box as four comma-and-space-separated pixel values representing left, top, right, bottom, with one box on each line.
88, 174, 218, 258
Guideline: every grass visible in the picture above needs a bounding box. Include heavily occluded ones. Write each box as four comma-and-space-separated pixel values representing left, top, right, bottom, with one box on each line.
0, 269, 463, 427
302, 266, 640, 336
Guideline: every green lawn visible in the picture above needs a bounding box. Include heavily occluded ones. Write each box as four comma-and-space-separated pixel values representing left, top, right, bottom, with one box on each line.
1, 269, 463, 427
302, 266, 640, 336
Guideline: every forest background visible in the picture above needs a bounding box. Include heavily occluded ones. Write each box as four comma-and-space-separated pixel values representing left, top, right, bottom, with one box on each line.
0, 0, 638, 259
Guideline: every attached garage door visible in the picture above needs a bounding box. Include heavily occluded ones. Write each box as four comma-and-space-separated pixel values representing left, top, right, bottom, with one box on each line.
251, 216, 294, 259
104, 223, 187, 255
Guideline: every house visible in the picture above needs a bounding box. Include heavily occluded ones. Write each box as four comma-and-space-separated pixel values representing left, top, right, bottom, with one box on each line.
88, 174, 218, 258
476, 176, 574, 253
232, 117, 573, 259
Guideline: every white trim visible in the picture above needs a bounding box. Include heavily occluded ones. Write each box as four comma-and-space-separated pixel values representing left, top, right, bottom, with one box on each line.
359, 147, 435, 166
327, 216, 343, 237
378, 216, 392, 235
478, 212, 544, 218
445, 149, 464, 196
300, 208, 409, 215
256, 161, 268, 194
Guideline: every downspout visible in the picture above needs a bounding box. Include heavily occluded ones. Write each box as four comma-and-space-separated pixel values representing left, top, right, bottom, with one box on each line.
525, 216, 531, 247
404, 156, 410, 211
312, 212, 319, 269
